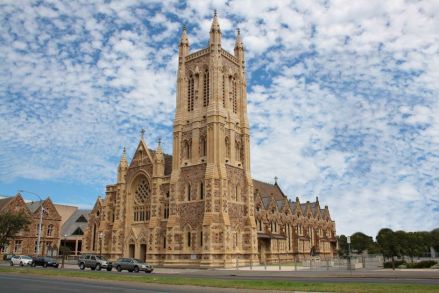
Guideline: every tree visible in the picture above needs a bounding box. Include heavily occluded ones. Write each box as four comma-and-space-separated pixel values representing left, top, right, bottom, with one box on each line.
0, 211, 31, 249
376, 228, 401, 270
336, 235, 349, 257
431, 228, 439, 253
351, 232, 375, 254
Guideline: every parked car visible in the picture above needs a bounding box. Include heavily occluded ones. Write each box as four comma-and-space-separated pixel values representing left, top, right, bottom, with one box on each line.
78, 254, 112, 271
31, 257, 59, 268
113, 258, 153, 273
10, 255, 33, 266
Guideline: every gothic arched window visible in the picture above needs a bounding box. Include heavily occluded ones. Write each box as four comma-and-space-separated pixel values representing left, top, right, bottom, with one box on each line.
200, 181, 204, 199
235, 141, 241, 162
183, 140, 191, 160
133, 176, 150, 222
187, 74, 194, 111
203, 68, 209, 107
200, 136, 207, 157
186, 183, 191, 201
225, 137, 230, 159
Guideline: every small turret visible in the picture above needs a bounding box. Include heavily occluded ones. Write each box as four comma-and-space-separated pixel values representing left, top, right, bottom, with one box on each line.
209, 10, 221, 49
234, 28, 244, 61
179, 25, 190, 59
117, 147, 128, 183
154, 138, 165, 177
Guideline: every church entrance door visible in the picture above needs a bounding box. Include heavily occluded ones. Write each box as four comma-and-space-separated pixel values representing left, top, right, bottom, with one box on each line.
129, 244, 135, 258
140, 244, 147, 261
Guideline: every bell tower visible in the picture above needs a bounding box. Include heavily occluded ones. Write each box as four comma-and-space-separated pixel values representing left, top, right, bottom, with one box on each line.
168, 12, 258, 267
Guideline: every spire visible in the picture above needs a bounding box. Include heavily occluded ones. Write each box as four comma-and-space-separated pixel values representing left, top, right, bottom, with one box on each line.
156, 137, 163, 155
154, 137, 164, 177
209, 10, 221, 48
179, 24, 189, 58
234, 27, 244, 61
235, 28, 243, 49
117, 146, 128, 183
119, 147, 128, 167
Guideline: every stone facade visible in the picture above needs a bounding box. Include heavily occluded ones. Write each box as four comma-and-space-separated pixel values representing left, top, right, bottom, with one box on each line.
0, 194, 62, 257
83, 14, 336, 267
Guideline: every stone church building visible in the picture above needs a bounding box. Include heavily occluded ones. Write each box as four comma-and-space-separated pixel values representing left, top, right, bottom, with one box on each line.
83, 14, 336, 267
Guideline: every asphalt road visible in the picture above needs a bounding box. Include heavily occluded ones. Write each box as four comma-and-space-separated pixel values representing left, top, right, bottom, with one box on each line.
0, 274, 260, 293
2, 262, 439, 286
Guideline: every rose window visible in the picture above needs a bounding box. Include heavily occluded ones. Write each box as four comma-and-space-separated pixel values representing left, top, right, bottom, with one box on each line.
135, 178, 150, 204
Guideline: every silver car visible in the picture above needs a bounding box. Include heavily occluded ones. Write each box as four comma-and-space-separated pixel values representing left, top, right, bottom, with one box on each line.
113, 258, 153, 273
10, 255, 33, 266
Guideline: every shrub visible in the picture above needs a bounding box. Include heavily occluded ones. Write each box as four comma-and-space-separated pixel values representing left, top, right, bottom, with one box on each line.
398, 264, 407, 269
383, 260, 406, 268
406, 260, 437, 268
430, 264, 439, 269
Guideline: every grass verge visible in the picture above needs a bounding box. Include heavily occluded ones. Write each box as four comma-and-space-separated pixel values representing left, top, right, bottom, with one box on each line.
0, 267, 438, 293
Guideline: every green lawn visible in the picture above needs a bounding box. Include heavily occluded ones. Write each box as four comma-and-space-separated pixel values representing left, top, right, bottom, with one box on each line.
0, 267, 437, 293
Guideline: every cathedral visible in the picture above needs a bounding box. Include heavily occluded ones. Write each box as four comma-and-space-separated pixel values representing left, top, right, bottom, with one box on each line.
83, 13, 336, 267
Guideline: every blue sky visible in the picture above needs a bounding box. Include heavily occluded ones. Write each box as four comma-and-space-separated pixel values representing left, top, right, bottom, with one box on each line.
1, 0, 438, 237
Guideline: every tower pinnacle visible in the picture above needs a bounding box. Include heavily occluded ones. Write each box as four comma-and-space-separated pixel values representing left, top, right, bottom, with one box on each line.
179, 25, 189, 57
209, 10, 221, 48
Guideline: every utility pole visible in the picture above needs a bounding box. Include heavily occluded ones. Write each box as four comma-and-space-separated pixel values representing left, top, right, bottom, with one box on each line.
19, 190, 45, 257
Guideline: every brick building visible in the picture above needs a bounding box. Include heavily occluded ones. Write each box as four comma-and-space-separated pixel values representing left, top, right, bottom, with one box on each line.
0, 193, 61, 257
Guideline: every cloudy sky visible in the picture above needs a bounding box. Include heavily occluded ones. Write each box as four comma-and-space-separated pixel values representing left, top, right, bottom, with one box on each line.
1, 0, 438, 237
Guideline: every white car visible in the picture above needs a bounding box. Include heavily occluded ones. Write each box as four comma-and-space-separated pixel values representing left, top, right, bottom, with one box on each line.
10, 255, 33, 266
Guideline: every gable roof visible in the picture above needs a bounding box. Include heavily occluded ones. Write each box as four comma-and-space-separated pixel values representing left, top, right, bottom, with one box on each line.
0, 197, 15, 212
26, 200, 44, 213
253, 179, 286, 201
61, 209, 91, 237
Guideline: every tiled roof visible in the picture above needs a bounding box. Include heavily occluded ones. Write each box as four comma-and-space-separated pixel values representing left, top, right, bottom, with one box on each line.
26, 200, 44, 213
262, 196, 271, 209
0, 196, 14, 212
61, 209, 91, 237
147, 149, 173, 176
253, 179, 285, 201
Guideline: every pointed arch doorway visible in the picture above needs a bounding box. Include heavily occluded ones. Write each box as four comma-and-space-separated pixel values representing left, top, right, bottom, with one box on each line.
140, 244, 147, 262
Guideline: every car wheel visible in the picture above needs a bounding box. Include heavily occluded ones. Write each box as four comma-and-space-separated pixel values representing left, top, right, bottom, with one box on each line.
96, 264, 101, 271
106, 266, 112, 272
10, 261, 13, 266
116, 265, 122, 272
20, 262, 23, 267
133, 266, 139, 273
43, 263, 47, 268
79, 263, 85, 270
146, 270, 153, 274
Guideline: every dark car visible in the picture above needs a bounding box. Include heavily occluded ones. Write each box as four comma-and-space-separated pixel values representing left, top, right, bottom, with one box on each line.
31, 257, 59, 268
113, 258, 153, 273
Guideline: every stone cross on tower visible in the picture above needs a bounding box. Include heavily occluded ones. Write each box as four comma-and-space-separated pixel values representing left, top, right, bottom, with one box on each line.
140, 128, 145, 139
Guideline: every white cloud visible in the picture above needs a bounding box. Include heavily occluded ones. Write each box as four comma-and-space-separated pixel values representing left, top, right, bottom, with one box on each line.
0, 0, 438, 237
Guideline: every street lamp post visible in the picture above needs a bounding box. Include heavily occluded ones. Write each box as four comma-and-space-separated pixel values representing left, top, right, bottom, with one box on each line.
99, 232, 103, 257
62, 234, 67, 269
18, 190, 45, 257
